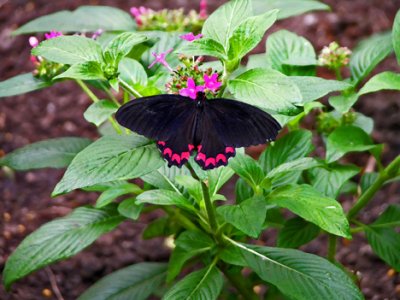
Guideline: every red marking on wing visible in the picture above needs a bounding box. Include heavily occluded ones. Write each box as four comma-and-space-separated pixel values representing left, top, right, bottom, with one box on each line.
157, 141, 194, 168
195, 145, 236, 170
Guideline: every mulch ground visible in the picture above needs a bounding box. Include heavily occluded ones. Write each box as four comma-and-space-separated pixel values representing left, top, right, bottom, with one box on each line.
1, 0, 400, 299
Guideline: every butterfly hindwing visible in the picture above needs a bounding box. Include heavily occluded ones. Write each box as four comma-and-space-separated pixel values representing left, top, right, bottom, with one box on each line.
204, 98, 281, 147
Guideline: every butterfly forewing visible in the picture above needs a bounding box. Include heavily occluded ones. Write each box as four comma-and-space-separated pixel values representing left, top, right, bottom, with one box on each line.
204, 99, 281, 147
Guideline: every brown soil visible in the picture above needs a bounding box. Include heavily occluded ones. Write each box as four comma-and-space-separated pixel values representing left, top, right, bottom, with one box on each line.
1, 0, 400, 299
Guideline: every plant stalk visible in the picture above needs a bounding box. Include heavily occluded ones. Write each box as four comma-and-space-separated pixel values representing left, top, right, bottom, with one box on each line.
327, 234, 337, 262
76, 79, 122, 134
220, 263, 259, 300
119, 78, 142, 98
347, 155, 400, 219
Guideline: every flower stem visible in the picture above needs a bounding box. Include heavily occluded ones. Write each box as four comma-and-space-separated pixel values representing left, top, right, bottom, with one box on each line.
347, 155, 400, 220
119, 78, 142, 98
76, 79, 122, 134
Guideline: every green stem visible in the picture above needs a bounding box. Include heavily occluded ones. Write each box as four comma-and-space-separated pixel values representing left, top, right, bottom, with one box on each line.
186, 163, 222, 244
163, 206, 199, 232
217, 62, 230, 98
334, 67, 343, 81
220, 263, 259, 300
98, 81, 120, 107
347, 155, 400, 220
119, 78, 142, 98
327, 234, 337, 262
76, 79, 122, 134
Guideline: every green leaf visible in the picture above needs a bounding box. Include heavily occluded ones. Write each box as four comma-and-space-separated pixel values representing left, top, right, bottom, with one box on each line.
228, 68, 302, 112
277, 217, 320, 248
83, 100, 118, 127
308, 164, 360, 198
0, 137, 91, 170
3, 205, 124, 289
53, 135, 164, 196
353, 112, 374, 134
350, 32, 393, 85
175, 175, 203, 203
329, 93, 359, 114
142, 217, 179, 240
235, 178, 254, 203
394, 10, 400, 64
365, 205, 400, 271
141, 163, 190, 191
202, 0, 252, 50
266, 157, 321, 187
326, 125, 377, 163
252, 0, 330, 20
259, 130, 314, 173
217, 196, 267, 237
96, 183, 142, 208
360, 172, 379, 193
136, 189, 195, 211
0, 73, 51, 98
359, 71, 400, 95
207, 165, 236, 198
104, 32, 148, 65
55, 61, 105, 80
246, 53, 270, 69
168, 231, 214, 282
178, 38, 227, 60
32, 36, 103, 65
223, 242, 363, 300
228, 10, 278, 60
163, 266, 223, 300
291, 76, 352, 103
118, 58, 148, 88
78, 262, 167, 300
14, 6, 136, 35
267, 184, 351, 238
229, 154, 265, 190
118, 198, 143, 220
266, 30, 316, 73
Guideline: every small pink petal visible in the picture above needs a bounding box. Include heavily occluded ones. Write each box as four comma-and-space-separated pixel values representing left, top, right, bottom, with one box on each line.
28, 36, 39, 48
179, 33, 203, 42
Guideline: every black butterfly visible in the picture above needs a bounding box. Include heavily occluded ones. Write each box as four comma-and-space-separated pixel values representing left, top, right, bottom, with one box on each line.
115, 93, 281, 170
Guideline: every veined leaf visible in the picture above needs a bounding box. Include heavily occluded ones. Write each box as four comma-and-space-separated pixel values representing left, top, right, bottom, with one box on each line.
163, 266, 223, 300
78, 262, 167, 300
350, 32, 393, 86
222, 242, 363, 300
136, 189, 195, 212
267, 184, 351, 238
104, 32, 148, 64
141, 163, 190, 191
266, 157, 321, 182
359, 71, 400, 95
329, 93, 359, 114
167, 231, 214, 282
3, 205, 124, 289
229, 154, 265, 190
366, 205, 400, 271
217, 196, 267, 237
266, 30, 316, 74
53, 135, 164, 195
202, 0, 252, 50
96, 183, 142, 208
277, 217, 320, 248
0, 137, 91, 170
394, 10, 400, 64
119, 58, 148, 88
252, 0, 330, 20
55, 61, 105, 80
229, 68, 302, 112
0, 73, 51, 98
290, 76, 352, 103
14, 6, 136, 35
326, 125, 377, 163
118, 198, 143, 220
178, 38, 227, 60
175, 175, 203, 203
83, 99, 118, 127
228, 10, 278, 60
32, 36, 103, 65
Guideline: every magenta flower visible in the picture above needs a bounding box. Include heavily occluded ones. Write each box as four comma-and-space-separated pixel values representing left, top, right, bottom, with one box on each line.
92, 29, 103, 40
44, 31, 63, 40
180, 32, 203, 42
130, 6, 152, 26
179, 78, 204, 100
148, 48, 174, 71
28, 36, 39, 48
199, 0, 208, 19
203, 73, 222, 92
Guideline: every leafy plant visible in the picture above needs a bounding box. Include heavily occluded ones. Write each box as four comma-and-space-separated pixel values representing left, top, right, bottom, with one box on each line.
1, 1, 400, 299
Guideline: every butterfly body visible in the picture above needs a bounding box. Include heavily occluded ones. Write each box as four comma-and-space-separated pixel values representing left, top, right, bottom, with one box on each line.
116, 94, 281, 170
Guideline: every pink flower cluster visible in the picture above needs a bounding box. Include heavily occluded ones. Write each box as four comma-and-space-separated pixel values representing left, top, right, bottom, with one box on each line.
199, 0, 208, 19
130, 6, 153, 26
29, 31, 63, 48
179, 74, 222, 100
